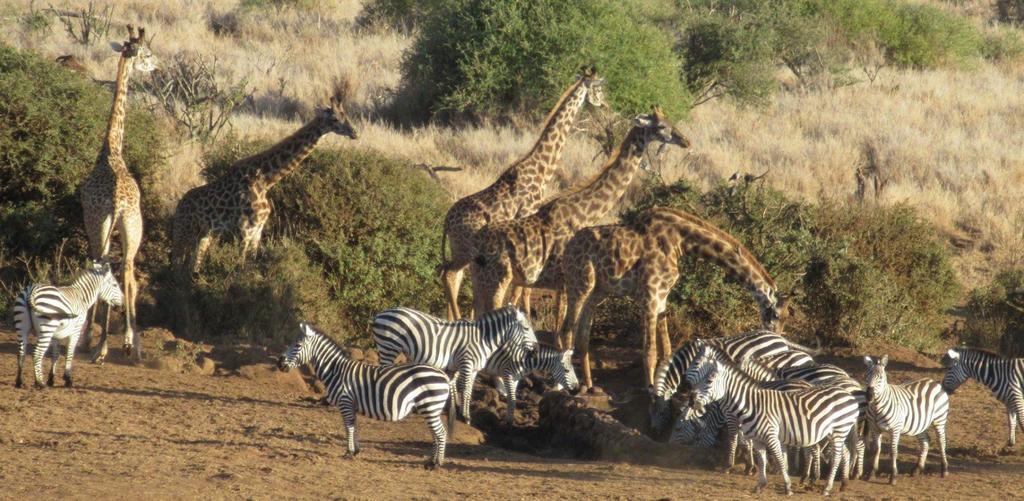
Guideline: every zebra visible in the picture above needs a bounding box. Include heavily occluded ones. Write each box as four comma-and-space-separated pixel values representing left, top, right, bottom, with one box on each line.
371, 305, 537, 424
755, 350, 815, 371
690, 354, 859, 496
863, 355, 949, 484
650, 330, 818, 431
942, 347, 1024, 447
484, 343, 579, 425
278, 322, 455, 469
13, 259, 124, 389
670, 400, 727, 447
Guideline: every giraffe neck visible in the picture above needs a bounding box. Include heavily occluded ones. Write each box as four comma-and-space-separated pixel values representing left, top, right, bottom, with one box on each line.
549, 126, 648, 230
244, 118, 329, 191
519, 81, 588, 177
101, 55, 132, 165
645, 208, 778, 324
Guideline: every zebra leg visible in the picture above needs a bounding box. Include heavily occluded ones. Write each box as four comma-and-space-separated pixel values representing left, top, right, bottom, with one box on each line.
457, 364, 478, 424
753, 443, 769, 494
504, 376, 519, 427
424, 414, 448, 469
868, 428, 882, 481
888, 430, 901, 485
15, 328, 27, 388
766, 437, 792, 495
494, 375, 508, 399
90, 303, 110, 365
1006, 398, 1022, 448
724, 418, 740, 473
32, 335, 52, 388
339, 399, 360, 459
47, 341, 59, 387
64, 330, 80, 387
935, 421, 949, 477
912, 432, 930, 476
822, 434, 846, 496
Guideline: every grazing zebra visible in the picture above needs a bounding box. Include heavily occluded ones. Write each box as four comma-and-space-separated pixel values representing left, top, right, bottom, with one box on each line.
863, 355, 950, 484
690, 355, 859, 496
484, 343, 579, 425
371, 305, 537, 423
942, 347, 1024, 447
650, 330, 817, 430
278, 322, 455, 468
13, 260, 124, 388
756, 350, 815, 371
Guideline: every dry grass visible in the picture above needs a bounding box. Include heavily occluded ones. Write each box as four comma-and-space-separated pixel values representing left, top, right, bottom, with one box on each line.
3, 0, 1023, 286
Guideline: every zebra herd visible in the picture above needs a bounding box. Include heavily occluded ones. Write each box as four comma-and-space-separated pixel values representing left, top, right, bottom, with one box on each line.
10, 261, 1024, 492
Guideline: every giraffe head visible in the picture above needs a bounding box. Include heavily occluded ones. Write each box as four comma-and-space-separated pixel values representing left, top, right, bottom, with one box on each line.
578, 65, 606, 108
759, 289, 797, 333
314, 77, 359, 139
110, 25, 156, 73
632, 105, 691, 151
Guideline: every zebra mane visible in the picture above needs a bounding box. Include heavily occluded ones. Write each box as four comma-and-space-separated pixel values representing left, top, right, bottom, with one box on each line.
303, 323, 349, 358
957, 347, 1007, 360
708, 356, 759, 386
477, 304, 517, 322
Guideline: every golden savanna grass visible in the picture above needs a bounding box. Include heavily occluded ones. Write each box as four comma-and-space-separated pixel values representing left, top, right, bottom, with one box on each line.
2, 0, 1022, 285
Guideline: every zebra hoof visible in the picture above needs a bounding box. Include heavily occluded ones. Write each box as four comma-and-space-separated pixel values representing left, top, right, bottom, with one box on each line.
64, 375, 73, 388
123, 344, 133, 357
14, 379, 23, 389
423, 460, 443, 470
34, 380, 47, 390
46, 375, 55, 387
888, 474, 897, 486
941, 468, 948, 478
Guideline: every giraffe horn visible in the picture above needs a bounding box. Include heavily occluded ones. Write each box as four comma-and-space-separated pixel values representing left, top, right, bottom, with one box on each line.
138, 27, 146, 43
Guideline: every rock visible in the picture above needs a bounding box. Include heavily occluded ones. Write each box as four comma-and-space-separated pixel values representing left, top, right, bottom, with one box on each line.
449, 422, 485, 445
145, 355, 183, 373
237, 363, 310, 394
347, 347, 364, 361
195, 354, 217, 376
364, 349, 379, 365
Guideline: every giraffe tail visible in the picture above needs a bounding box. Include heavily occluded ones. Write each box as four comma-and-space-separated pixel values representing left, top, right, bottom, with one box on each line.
436, 231, 449, 280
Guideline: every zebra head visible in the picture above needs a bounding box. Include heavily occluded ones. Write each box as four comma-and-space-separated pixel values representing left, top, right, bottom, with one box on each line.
669, 401, 702, 445
863, 354, 890, 399
941, 348, 967, 394
90, 259, 124, 308
279, 322, 318, 372
551, 349, 579, 392
691, 360, 725, 415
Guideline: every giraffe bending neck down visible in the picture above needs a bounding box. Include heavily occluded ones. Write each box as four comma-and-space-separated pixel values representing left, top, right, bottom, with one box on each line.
171, 81, 358, 279
439, 68, 606, 320
559, 207, 794, 389
470, 106, 691, 324
80, 25, 156, 364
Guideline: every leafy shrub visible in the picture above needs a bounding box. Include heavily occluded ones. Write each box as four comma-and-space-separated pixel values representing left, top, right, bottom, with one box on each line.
607, 179, 959, 351
174, 139, 449, 345
962, 269, 1024, 356
0, 43, 166, 312
399, 0, 691, 121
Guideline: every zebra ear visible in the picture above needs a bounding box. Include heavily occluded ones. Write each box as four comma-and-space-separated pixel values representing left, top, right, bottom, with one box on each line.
946, 348, 960, 360
862, 355, 874, 367
880, 354, 889, 367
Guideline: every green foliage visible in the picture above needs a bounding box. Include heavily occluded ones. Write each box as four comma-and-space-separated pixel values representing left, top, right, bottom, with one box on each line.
0, 43, 166, 311
399, 0, 691, 121
614, 179, 959, 350
962, 269, 1024, 356
176, 139, 449, 345
981, 27, 1024, 61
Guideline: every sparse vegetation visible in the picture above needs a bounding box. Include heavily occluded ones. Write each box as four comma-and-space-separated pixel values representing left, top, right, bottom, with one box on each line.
962, 269, 1024, 356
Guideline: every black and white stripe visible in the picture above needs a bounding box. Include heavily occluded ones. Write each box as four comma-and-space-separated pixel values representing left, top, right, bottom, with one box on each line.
690, 353, 859, 496
279, 323, 455, 468
943, 347, 1024, 447
485, 344, 578, 425
372, 305, 537, 423
13, 260, 123, 388
864, 355, 949, 483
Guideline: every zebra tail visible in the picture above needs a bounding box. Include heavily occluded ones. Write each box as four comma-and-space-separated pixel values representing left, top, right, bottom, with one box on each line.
445, 377, 458, 436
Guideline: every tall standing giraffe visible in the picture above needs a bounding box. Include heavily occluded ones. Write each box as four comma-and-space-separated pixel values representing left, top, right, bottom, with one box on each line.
558, 207, 795, 389
470, 106, 691, 320
80, 26, 156, 364
438, 68, 606, 320
171, 82, 358, 278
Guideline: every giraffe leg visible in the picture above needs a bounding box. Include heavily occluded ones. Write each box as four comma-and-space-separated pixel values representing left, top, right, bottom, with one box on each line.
119, 214, 142, 362
555, 290, 567, 342
192, 235, 213, 276
442, 265, 466, 320
641, 301, 659, 387
575, 298, 600, 390
91, 303, 111, 364
657, 315, 671, 363
521, 287, 532, 320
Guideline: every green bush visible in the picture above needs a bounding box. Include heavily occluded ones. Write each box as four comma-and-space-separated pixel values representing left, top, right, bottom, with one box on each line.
175, 139, 449, 344
398, 0, 691, 121
0, 43, 166, 312
609, 179, 959, 351
962, 269, 1024, 356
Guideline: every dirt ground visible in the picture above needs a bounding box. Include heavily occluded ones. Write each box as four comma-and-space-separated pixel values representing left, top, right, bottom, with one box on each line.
1, 329, 1022, 500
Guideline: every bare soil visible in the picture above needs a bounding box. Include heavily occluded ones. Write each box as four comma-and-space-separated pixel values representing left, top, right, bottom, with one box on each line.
1, 328, 1022, 500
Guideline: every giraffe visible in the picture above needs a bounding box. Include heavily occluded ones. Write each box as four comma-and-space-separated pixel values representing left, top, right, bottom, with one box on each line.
470, 106, 691, 324
79, 25, 156, 364
171, 81, 358, 278
438, 68, 606, 320
558, 206, 796, 390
